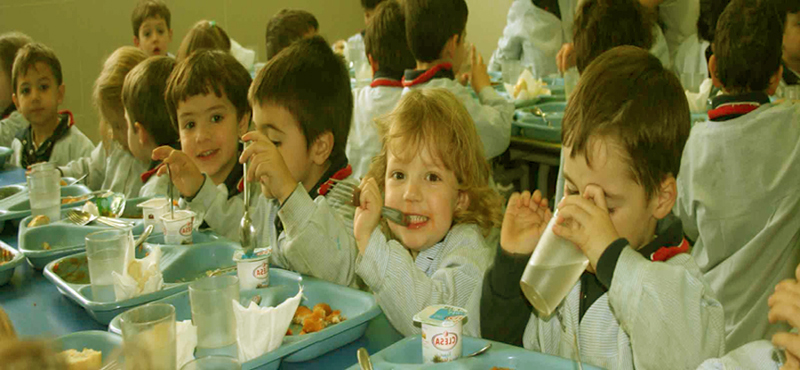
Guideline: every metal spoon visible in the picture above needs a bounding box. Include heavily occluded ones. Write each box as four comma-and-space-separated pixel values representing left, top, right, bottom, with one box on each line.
64, 174, 88, 187
466, 342, 492, 357
239, 142, 256, 257
134, 224, 154, 251
532, 107, 551, 127
357, 347, 373, 370
166, 164, 174, 219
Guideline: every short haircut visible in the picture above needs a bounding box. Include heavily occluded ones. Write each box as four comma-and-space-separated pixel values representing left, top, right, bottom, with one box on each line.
778, 1, 800, 20
361, 0, 386, 10
713, 0, 784, 94
573, 0, 655, 74
563, 46, 690, 200
250, 36, 352, 164
265, 9, 319, 61
176, 20, 232, 62
94, 46, 148, 135
697, 0, 731, 43
166, 49, 252, 133
367, 88, 503, 237
122, 56, 178, 146
0, 32, 32, 80
131, 0, 171, 37
405, 0, 469, 63
365, 0, 416, 76
12, 43, 62, 92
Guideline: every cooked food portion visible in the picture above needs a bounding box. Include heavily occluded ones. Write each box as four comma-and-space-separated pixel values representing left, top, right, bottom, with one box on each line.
27, 215, 50, 227
291, 303, 347, 335
60, 348, 102, 370
0, 249, 13, 266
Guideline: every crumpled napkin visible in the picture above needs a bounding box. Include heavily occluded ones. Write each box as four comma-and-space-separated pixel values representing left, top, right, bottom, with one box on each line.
112, 245, 164, 301
504, 69, 552, 101
232, 286, 303, 363
685, 78, 714, 113
176, 320, 198, 369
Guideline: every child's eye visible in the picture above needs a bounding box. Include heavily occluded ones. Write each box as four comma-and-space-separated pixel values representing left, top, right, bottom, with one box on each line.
183, 121, 195, 130
607, 207, 616, 215
425, 173, 441, 182
565, 187, 578, 195
39, 84, 48, 91
211, 114, 222, 123
144, 31, 151, 37
390, 171, 405, 180
20, 87, 30, 94
157, 29, 165, 35
271, 141, 281, 148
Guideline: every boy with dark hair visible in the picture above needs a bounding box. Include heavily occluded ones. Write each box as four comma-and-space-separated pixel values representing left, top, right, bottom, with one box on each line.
347, 0, 416, 178
241, 35, 360, 287
675, 0, 800, 351
780, 3, 800, 88
265, 9, 319, 61
131, 0, 173, 56
481, 46, 725, 369
121, 56, 179, 197
9, 43, 93, 168
0, 32, 32, 147
402, 0, 513, 159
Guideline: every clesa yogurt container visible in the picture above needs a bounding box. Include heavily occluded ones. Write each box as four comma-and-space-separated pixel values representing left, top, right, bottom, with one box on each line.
233, 248, 272, 290
413, 305, 468, 364
137, 198, 170, 229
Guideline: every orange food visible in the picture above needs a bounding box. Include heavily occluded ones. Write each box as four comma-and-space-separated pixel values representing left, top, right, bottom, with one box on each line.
293, 306, 312, 325
313, 303, 332, 316
326, 310, 343, 324
292, 303, 347, 335
302, 312, 328, 334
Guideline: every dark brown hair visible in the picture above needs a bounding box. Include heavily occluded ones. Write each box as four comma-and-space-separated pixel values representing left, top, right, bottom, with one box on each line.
12, 43, 62, 91
361, 0, 386, 10
122, 56, 178, 146
405, 0, 468, 63
365, 0, 416, 76
573, 0, 655, 74
697, 0, 731, 43
0, 32, 32, 81
95, 46, 148, 147
131, 0, 171, 37
563, 46, 690, 200
166, 49, 252, 133
265, 9, 319, 61
713, 0, 784, 93
250, 36, 352, 164
176, 20, 232, 62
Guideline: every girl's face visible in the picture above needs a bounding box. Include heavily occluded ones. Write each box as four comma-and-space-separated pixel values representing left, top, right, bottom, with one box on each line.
384, 141, 468, 251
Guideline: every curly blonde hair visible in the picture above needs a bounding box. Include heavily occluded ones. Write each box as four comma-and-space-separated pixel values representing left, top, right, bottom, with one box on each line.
366, 88, 503, 237
93, 46, 147, 150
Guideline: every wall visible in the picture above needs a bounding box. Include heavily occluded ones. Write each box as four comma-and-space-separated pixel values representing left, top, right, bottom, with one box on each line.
466, 0, 514, 64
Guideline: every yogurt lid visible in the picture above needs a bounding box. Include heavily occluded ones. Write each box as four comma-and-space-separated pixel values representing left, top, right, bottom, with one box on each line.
413, 305, 468, 327
233, 248, 272, 262
137, 198, 170, 209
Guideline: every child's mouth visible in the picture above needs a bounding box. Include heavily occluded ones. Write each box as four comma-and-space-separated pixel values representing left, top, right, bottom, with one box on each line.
197, 149, 218, 160
405, 214, 429, 229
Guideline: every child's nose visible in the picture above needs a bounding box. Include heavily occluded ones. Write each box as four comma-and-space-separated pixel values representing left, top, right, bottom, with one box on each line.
402, 179, 423, 202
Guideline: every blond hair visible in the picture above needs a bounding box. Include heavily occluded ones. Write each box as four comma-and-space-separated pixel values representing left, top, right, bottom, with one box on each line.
93, 46, 147, 149
366, 88, 503, 237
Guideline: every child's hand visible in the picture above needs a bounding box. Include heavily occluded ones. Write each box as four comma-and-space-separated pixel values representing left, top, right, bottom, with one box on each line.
240, 131, 297, 204
354, 177, 383, 255
500, 190, 552, 255
152, 146, 205, 198
556, 43, 576, 73
769, 264, 800, 369
552, 184, 619, 271
469, 45, 492, 94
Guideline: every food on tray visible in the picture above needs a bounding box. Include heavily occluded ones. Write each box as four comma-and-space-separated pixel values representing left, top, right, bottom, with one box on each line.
0, 249, 13, 265
60, 180, 68, 186
505, 69, 551, 101
42, 242, 51, 250
490, 368, 512, 370
53, 257, 90, 284
27, 215, 50, 227
62, 196, 86, 205
291, 303, 347, 335
60, 348, 102, 370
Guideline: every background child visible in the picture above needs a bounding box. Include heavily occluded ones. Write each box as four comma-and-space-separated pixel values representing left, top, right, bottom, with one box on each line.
176, 20, 231, 62
347, 0, 415, 178
0, 32, 32, 148
403, 0, 513, 160
488, 0, 564, 77
121, 56, 179, 197
334, 0, 385, 62
674, 0, 800, 351
58, 46, 149, 198
781, 3, 800, 89
482, 46, 724, 368
354, 88, 503, 336
265, 9, 319, 61
131, 0, 173, 57
9, 43, 93, 168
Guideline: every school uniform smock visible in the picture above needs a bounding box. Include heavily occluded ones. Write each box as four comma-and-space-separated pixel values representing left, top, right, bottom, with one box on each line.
777, 63, 800, 98
0, 110, 29, 148
178, 157, 244, 240
402, 64, 513, 159
658, 0, 700, 65
10, 110, 94, 168
138, 142, 182, 199
674, 95, 800, 351
481, 215, 725, 369
58, 141, 149, 198
697, 340, 782, 370
347, 70, 404, 179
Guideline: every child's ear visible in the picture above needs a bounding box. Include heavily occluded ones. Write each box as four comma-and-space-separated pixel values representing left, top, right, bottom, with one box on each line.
651, 174, 677, 220
442, 34, 460, 60
767, 65, 783, 96
310, 131, 334, 165
134, 122, 149, 145
368, 54, 378, 74
708, 55, 723, 90
237, 112, 251, 137
56, 84, 65, 105
133, 36, 140, 47
456, 191, 470, 213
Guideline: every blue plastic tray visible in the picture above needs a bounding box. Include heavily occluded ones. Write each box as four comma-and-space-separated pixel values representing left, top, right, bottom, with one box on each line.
347, 336, 603, 370
0, 240, 24, 285
54, 330, 122, 367
0, 183, 92, 223
108, 268, 382, 369
42, 234, 234, 324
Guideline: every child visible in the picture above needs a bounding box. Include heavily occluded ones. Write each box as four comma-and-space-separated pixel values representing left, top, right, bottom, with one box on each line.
240, 36, 359, 287
131, 0, 173, 57
354, 88, 503, 336
674, 0, 800, 351
9, 43, 94, 168
403, 0, 513, 159
265, 9, 319, 61
481, 46, 724, 369
121, 56, 180, 197
176, 20, 231, 62
780, 3, 800, 89
151, 49, 251, 236
0, 32, 32, 147
347, 0, 415, 178
58, 47, 149, 198
334, 0, 385, 61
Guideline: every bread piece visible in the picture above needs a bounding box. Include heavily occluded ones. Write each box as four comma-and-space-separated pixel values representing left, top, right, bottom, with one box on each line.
60, 348, 102, 370
313, 303, 332, 316
293, 306, 312, 325
302, 311, 328, 334
325, 310, 345, 325
27, 215, 50, 228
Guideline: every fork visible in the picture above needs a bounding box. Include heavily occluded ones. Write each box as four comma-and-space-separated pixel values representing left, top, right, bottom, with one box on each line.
65, 209, 134, 228
328, 179, 408, 226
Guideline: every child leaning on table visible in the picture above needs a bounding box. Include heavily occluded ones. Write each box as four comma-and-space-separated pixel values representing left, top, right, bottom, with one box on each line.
480, 46, 725, 369
353, 88, 503, 337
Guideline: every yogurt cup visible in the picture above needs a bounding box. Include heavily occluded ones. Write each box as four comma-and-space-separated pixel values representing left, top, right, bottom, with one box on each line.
160, 210, 196, 245
137, 198, 170, 229
413, 305, 468, 363
233, 249, 271, 290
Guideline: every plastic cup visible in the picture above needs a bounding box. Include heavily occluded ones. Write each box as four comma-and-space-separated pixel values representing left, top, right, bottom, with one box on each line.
160, 210, 196, 245
189, 276, 240, 350
519, 210, 589, 317
180, 357, 240, 370
120, 303, 176, 370
232, 250, 270, 290
27, 165, 60, 221
85, 229, 132, 302
502, 59, 523, 85
681, 72, 706, 93
138, 198, 169, 229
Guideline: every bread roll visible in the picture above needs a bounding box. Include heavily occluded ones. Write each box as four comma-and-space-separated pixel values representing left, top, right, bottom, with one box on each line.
60, 348, 102, 370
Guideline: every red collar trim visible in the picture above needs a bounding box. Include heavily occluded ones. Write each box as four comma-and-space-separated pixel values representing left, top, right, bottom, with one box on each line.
401, 63, 453, 88
370, 78, 403, 88
237, 178, 245, 193
317, 165, 353, 196
651, 238, 690, 262
708, 103, 761, 121
59, 110, 75, 128
140, 163, 164, 183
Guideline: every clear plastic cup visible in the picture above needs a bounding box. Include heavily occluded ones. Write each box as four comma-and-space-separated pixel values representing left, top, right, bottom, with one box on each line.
137, 198, 170, 229
520, 211, 589, 317
160, 210, 196, 245
27, 165, 60, 221
85, 229, 132, 302
180, 357, 240, 370
189, 276, 240, 350
120, 303, 176, 370
502, 59, 523, 85
681, 72, 706, 93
